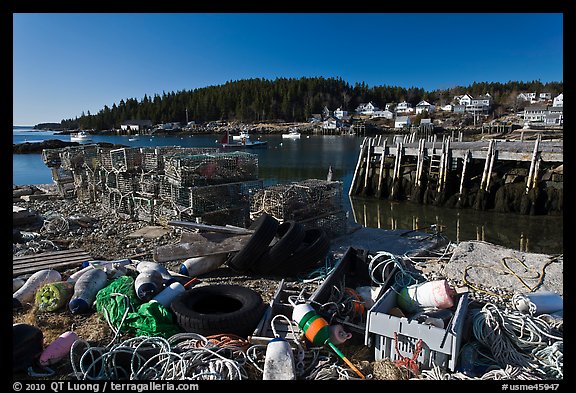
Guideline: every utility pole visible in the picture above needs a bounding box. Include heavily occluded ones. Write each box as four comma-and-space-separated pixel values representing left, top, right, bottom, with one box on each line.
186, 108, 189, 124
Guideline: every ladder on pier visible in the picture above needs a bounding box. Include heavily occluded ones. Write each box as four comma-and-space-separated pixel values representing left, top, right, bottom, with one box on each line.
428, 141, 442, 191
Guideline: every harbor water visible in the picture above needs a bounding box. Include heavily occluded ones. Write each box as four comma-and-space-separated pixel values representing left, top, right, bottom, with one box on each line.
13, 127, 563, 254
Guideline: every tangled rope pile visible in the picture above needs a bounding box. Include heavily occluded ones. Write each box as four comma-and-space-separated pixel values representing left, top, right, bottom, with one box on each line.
70, 334, 250, 380
471, 303, 563, 379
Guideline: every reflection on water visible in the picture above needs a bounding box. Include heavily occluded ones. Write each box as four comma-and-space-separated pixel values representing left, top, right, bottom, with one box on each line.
349, 196, 563, 255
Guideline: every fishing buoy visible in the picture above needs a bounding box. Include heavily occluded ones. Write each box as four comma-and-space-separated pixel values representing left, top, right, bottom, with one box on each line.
397, 279, 456, 313
136, 261, 175, 284
13, 277, 26, 293
262, 337, 296, 380
39, 331, 78, 367
291, 303, 365, 379
35, 281, 74, 312
69, 268, 108, 314
512, 292, 563, 316
151, 281, 185, 308
13, 269, 62, 309
68, 259, 131, 283
179, 253, 228, 277
329, 324, 353, 345
134, 269, 164, 302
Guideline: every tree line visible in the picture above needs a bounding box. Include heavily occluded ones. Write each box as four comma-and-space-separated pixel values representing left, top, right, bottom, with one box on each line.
42, 77, 562, 131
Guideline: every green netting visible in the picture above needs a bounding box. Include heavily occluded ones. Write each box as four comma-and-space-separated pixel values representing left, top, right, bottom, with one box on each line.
95, 275, 181, 338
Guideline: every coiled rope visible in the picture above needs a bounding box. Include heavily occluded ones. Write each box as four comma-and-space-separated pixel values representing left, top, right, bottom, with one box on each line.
70, 333, 249, 380
471, 303, 563, 379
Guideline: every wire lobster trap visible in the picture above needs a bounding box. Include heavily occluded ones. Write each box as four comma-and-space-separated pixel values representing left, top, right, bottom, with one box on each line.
110, 147, 143, 173
135, 173, 161, 198
60, 145, 98, 171
101, 188, 134, 219
140, 146, 220, 173
300, 209, 349, 239
41, 148, 64, 168
250, 179, 344, 222
163, 151, 259, 187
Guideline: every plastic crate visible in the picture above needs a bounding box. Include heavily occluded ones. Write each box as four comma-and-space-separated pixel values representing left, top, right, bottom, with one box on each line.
365, 286, 469, 372
309, 246, 397, 335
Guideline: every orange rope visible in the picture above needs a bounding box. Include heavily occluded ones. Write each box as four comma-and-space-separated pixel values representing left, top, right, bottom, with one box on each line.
195, 333, 251, 352
393, 332, 422, 376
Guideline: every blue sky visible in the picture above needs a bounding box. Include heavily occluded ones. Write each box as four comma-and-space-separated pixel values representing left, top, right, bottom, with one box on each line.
13, 13, 563, 126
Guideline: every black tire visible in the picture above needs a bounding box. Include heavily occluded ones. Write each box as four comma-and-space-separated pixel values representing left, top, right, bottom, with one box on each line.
170, 284, 266, 338
251, 221, 306, 275
227, 213, 279, 273
273, 228, 331, 277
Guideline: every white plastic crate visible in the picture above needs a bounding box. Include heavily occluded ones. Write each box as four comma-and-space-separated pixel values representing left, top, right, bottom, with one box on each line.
365, 286, 469, 372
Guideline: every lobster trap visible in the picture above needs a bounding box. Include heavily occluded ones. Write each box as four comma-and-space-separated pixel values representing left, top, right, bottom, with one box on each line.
140, 146, 220, 173
110, 147, 143, 173
250, 179, 343, 222
163, 151, 258, 187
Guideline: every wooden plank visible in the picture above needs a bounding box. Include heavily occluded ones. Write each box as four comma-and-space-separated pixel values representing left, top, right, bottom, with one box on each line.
13, 249, 92, 277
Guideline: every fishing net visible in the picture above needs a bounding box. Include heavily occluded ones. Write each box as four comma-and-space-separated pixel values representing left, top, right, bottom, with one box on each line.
95, 276, 181, 338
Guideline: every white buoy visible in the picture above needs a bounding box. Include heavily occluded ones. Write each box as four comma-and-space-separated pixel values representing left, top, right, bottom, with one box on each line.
69, 269, 108, 314
13, 269, 62, 309
151, 281, 185, 308
179, 253, 228, 277
262, 337, 296, 380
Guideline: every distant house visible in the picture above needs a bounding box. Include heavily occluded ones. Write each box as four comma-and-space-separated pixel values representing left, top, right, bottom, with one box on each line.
468, 95, 492, 113
553, 93, 563, 107
453, 104, 466, 113
457, 94, 473, 106
395, 101, 413, 114
545, 112, 563, 126
355, 101, 381, 115
371, 109, 394, 119
440, 104, 453, 112
394, 116, 411, 128
539, 92, 552, 101
415, 100, 436, 114
322, 116, 341, 130
524, 105, 548, 123
322, 106, 332, 119
334, 107, 349, 120
121, 119, 153, 132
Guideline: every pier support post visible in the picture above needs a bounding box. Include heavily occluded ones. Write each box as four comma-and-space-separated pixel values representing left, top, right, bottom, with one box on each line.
363, 137, 374, 194
377, 139, 387, 197
525, 135, 541, 194
349, 137, 368, 196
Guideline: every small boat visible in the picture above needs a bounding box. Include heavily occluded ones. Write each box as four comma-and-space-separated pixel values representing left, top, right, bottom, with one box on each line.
282, 128, 301, 139
219, 129, 267, 149
232, 129, 251, 141
70, 130, 92, 142
128, 135, 140, 142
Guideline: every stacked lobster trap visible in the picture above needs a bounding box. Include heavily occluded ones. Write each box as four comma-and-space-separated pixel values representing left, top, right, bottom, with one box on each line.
41, 144, 263, 227
250, 179, 348, 238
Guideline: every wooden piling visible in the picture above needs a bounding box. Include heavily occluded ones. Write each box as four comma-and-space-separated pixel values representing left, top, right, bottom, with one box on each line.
363, 137, 373, 192
377, 139, 387, 197
485, 141, 497, 191
480, 139, 495, 191
459, 150, 470, 198
525, 136, 541, 194
349, 137, 368, 196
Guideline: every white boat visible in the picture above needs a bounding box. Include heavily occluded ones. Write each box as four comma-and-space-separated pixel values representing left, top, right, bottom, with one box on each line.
219, 130, 267, 149
128, 135, 140, 142
282, 128, 301, 139
232, 129, 251, 140
70, 131, 92, 142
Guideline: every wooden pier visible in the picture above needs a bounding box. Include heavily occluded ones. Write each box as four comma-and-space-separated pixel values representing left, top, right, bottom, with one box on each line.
349, 134, 563, 213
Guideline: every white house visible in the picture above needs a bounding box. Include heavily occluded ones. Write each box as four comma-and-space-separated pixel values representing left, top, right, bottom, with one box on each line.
457, 94, 474, 106
468, 95, 492, 113
121, 119, 153, 132
524, 105, 548, 123
553, 93, 563, 107
322, 116, 341, 130
371, 109, 394, 119
415, 100, 436, 114
440, 104, 453, 112
394, 116, 411, 128
334, 107, 349, 120
395, 101, 413, 114
539, 92, 552, 101
355, 101, 381, 115
545, 112, 563, 126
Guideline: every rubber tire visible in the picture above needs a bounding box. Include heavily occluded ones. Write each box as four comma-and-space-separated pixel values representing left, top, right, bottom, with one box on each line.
273, 228, 331, 277
170, 284, 266, 338
227, 213, 279, 273
251, 220, 306, 275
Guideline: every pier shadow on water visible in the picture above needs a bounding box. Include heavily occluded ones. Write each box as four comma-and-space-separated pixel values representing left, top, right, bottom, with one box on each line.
348, 196, 563, 255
